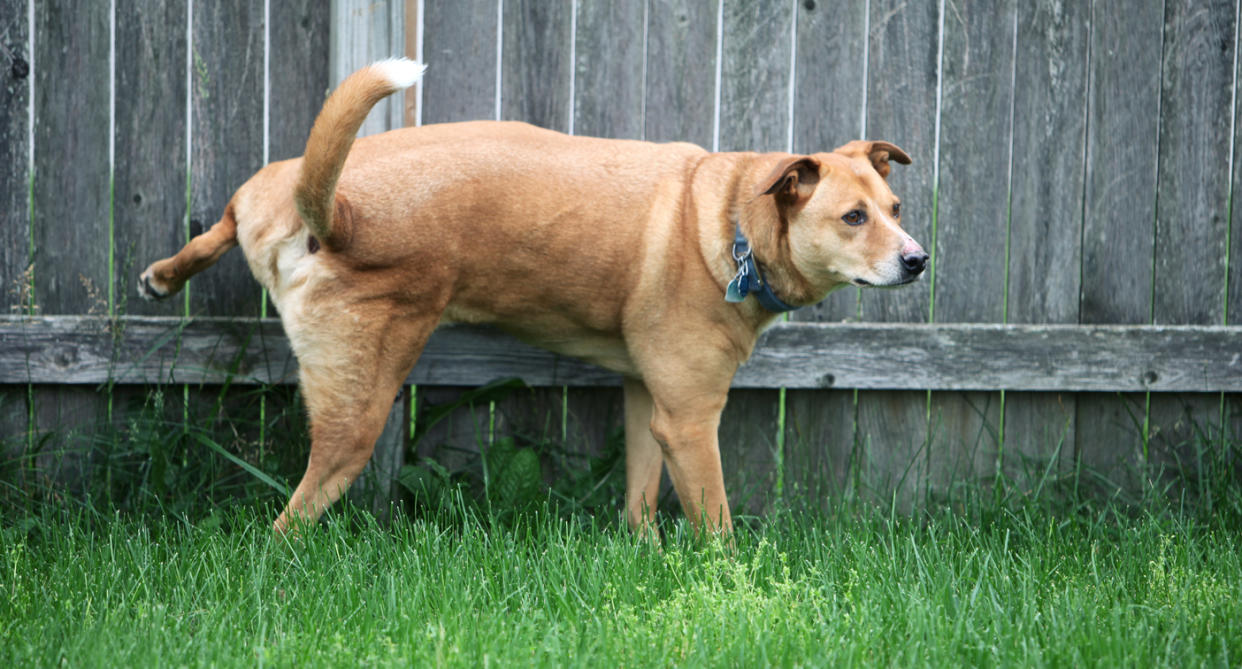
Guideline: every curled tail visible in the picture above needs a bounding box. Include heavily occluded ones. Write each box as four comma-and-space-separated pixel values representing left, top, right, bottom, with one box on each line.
295, 58, 426, 248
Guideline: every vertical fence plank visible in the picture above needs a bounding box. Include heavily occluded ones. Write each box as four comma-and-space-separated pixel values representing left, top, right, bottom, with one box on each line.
422, 0, 498, 123
784, 0, 867, 505
114, 0, 187, 320
715, 0, 793, 515
32, 2, 111, 316
0, 0, 30, 447
644, 0, 716, 148
1078, 0, 1162, 492
928, 0, 1014, 501
501, 0, 571, 130
1005, 0, 1089, 493
270, 0, 330, 162
189, 0, 265, 318
1, 1, 30, 311
110, 0, 189, 467
1230, 0, 1242, 452
330, 0, 405, 136
30, 1, 113, 487
1149, 0, 1235, 477
326, 0, 409, 515
574, 0, 644, 140
855, 0, 939, 507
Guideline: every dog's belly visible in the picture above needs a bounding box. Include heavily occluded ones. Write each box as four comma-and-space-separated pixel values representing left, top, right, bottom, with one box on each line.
441, 303, 638, 376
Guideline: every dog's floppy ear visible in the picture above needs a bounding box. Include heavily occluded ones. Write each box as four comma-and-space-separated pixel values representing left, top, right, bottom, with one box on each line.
835, 140, 912, 179
756, 155, 821, 204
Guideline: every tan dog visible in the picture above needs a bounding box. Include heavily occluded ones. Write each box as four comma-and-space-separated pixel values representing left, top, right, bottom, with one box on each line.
139, 59, 927, 534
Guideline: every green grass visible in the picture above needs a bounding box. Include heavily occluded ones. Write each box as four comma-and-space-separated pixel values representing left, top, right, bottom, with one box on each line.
3, 500, 1240, 667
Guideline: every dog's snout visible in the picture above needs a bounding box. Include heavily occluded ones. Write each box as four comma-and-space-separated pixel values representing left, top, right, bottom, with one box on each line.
901, 250, 929, 275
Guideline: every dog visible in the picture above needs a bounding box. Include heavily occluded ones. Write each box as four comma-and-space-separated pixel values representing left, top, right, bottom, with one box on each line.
139, 59, 927, 534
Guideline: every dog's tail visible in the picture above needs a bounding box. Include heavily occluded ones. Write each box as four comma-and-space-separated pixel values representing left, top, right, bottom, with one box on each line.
294, 58, 426, 248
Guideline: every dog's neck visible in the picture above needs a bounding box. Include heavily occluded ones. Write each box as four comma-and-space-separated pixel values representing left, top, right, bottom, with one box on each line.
734, 186, 819, 310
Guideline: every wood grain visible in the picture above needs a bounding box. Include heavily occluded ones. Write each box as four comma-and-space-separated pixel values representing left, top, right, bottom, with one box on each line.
856, 0, 940, 504
422, 0, 499, 123
30, 1, 112, 483
1005, 0, 1090, 490
495, 0, 574, 476
785, 0, 868, 505
188, 0, 265, 318
6, 317, 1241, 392
270, 0, 330, 161
1077, 0, 1163, 487
573, 0, 644, 139
329, 0, 405, 136
0, 0, 31, 443
501, 0, 571, 130
718, 0, 791, 152
1148, 0, 1236, 470
114, 0, 188, 319
791, 0, 866, 323
643, 0, 717, 147
927, 0, 1014, 499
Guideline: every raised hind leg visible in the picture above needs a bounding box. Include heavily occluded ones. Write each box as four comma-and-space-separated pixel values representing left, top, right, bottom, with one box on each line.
138, 205, 238, 300
274, 313, 438, 533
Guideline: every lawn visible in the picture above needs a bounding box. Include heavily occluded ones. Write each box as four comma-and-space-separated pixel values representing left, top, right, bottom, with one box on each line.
4, 499, 1240, 667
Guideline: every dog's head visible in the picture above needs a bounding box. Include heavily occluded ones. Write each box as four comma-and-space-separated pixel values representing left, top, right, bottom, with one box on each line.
752, 140, 926, 296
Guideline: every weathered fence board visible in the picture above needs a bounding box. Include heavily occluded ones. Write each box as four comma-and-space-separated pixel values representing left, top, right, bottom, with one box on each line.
0, 0, 31, 444
330, 0, 405, 137
856, 0, 940, 504
1077, 0, 1164, 486
1005, 0, 1090, 486
324, 0, 411, 513
643, 0, 716, 147
422, 0, 498, 123
114, 0, 187, 319
1149, 0, 1236, 459
1, 0, 30, 314
928, 0, 1014, 496
270, 0, 330, 162
574, 0, 644, 139
30, 1, 113, 477
5, 317, 1241, 393
787, 0, 868, 500
501, 0, 570, 129
189, 0, 265, 318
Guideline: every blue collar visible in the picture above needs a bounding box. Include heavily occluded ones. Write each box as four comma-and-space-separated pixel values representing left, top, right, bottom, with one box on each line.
724, 223, 799, 313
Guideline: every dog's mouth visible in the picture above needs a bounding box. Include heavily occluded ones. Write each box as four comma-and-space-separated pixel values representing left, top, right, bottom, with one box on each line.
852, 275, 920, 288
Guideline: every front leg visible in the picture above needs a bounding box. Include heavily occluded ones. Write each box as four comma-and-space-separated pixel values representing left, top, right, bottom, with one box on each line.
633, 345, 738, 535
648, 391, 732, 534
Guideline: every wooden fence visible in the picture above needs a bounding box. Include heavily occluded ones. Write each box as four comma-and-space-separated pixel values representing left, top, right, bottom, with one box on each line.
2, 0, 1241, 511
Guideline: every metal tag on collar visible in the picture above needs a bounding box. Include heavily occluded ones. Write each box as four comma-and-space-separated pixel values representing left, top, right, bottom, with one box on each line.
726, 239, 752, 302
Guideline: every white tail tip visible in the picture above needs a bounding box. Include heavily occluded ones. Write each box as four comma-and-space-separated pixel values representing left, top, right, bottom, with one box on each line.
373, 58, 426, 90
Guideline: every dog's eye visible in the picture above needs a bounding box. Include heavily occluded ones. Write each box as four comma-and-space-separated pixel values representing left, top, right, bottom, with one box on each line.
842, 210, 867, 226
892, 203, 901, 218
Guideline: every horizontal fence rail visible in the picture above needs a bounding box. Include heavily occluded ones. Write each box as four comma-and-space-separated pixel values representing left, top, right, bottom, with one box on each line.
2, 316, 1239, 393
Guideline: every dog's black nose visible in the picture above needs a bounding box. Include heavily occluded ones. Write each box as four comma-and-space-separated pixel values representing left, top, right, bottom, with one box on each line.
901, 252, 929, 275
